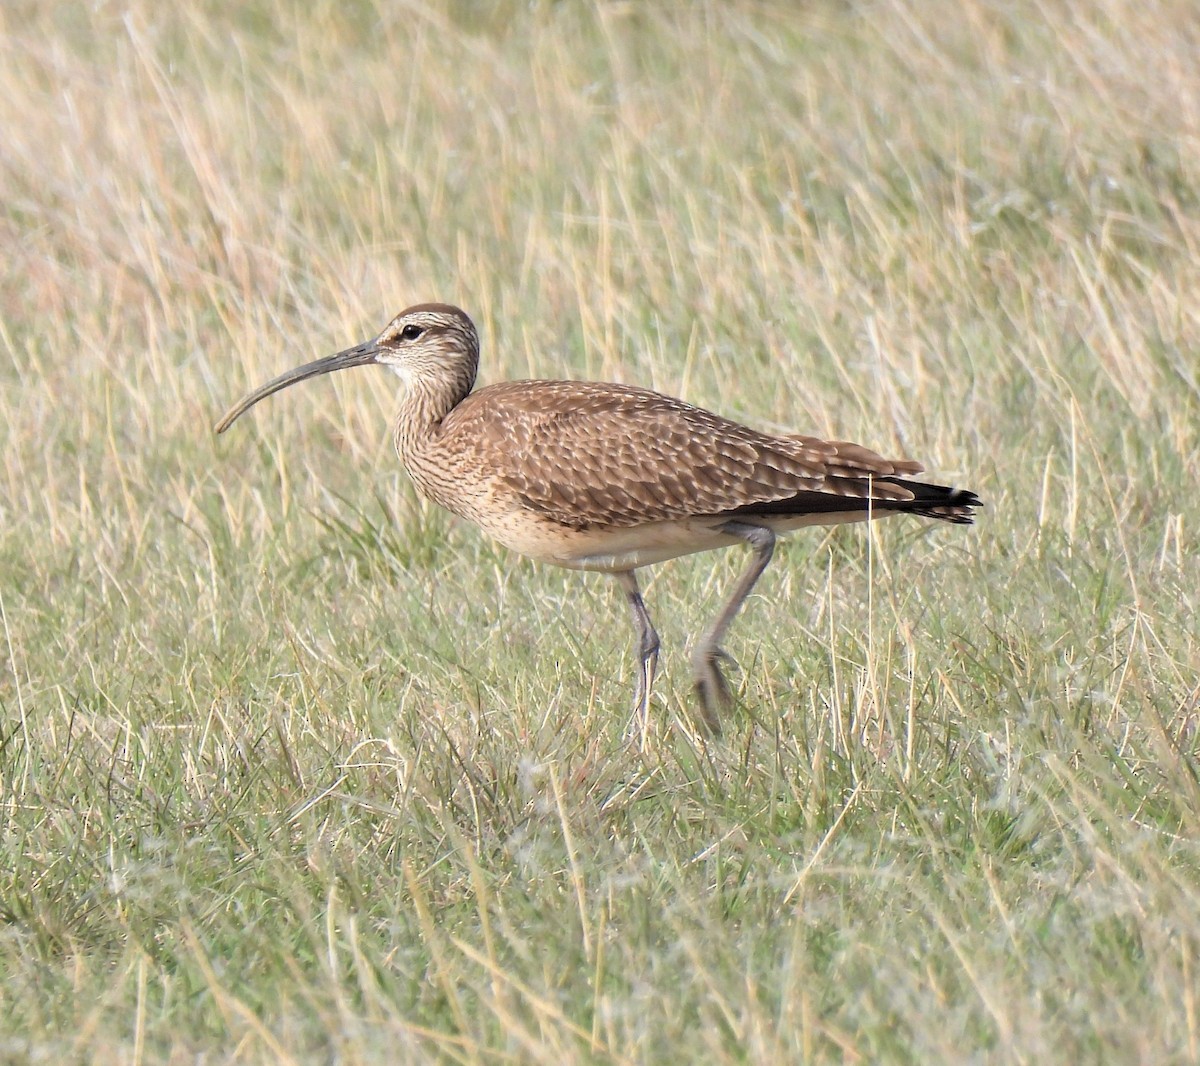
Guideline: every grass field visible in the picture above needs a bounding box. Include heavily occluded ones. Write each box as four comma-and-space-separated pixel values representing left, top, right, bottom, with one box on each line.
3, 0, 1200, 1061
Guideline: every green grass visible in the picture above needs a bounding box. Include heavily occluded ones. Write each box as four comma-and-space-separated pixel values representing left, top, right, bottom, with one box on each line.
3, 0, 1200, 1061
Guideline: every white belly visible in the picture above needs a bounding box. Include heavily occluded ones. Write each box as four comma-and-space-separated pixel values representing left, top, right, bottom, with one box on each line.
482, 510, 892, 573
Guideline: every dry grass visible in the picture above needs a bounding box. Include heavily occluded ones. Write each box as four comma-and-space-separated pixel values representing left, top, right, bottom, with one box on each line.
3, 0, 1200, 1061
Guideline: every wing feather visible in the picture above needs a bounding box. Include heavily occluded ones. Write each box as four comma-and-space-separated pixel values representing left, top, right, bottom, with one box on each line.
440, 381, 924, 530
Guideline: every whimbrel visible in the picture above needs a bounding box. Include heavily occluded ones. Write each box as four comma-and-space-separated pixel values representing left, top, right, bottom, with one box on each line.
216, 304, 979, 733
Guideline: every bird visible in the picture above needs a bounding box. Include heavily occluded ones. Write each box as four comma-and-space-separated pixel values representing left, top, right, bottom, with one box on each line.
215, 303, 979, 735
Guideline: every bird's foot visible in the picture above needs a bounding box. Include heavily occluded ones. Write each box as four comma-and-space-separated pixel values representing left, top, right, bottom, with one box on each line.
625, 683, 651, 749
691, 646, 737, 734
624, 649, 658, 750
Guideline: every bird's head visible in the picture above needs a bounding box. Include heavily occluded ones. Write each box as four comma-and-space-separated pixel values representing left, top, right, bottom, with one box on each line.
215, 303, 479, 434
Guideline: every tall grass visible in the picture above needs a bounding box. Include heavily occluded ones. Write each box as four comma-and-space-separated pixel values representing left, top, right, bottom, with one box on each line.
2, 0, 1199, 1061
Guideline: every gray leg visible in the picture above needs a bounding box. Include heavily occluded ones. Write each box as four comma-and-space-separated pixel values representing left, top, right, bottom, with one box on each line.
691, 521, 776, 731
614, 569, 660, 738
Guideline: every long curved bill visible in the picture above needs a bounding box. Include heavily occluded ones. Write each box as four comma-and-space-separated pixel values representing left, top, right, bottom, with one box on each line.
214, 339, 381, 434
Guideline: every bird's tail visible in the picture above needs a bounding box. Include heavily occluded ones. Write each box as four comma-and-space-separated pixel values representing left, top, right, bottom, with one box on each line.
876, 478, 982, 525
722, 478, 982, 525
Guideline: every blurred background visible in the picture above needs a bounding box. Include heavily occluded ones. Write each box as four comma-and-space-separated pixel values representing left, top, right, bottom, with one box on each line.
2, 1, 1199, 1061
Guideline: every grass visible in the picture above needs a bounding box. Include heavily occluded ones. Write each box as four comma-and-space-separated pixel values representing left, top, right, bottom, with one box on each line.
3, 0, 1200, 1060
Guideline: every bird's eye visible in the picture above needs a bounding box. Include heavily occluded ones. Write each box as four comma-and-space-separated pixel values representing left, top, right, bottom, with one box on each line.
400, 324, 423, 341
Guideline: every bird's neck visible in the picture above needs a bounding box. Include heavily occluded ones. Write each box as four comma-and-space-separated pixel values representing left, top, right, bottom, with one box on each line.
392, 369, 474, 462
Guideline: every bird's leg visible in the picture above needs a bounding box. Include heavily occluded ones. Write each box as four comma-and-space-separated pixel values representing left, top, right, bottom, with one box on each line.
691, 521, 776, 731
614, 569, 660, 745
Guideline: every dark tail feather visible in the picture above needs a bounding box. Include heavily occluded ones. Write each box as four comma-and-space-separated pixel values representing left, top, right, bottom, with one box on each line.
723, 478, 982, 525
878, 477, 981, 525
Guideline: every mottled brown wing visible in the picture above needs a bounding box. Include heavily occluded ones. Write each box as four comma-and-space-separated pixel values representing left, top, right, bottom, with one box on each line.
444, 381, 924, 530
